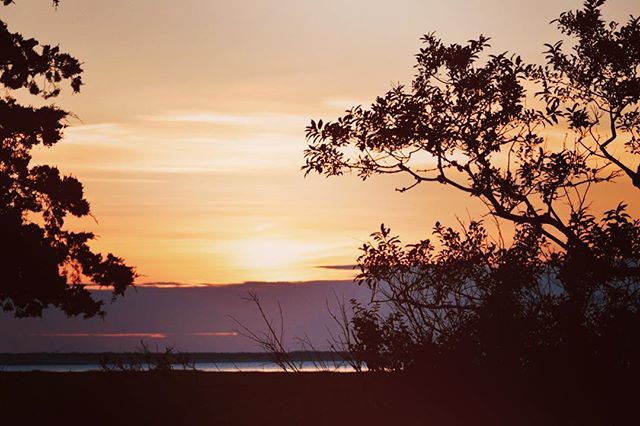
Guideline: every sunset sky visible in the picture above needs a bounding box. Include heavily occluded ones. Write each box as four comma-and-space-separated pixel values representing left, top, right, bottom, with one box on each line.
4, 0, 639, 285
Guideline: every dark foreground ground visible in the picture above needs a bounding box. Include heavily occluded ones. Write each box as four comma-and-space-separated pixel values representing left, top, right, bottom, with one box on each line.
0, 371, 635, 425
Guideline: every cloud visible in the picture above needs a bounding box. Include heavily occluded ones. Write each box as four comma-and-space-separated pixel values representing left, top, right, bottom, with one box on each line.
34, 332, 167, 339
316, 264, 357, 270
188, 332, 238, 337
142, 111, 308, 128
33, 331, 239, 338
47, 120, 305, 176
62, 123, 133, 146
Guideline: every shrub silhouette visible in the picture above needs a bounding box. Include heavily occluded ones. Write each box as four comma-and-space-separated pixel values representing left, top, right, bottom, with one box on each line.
99, 341, 194, 372
0, 1, 135, 317
348, 211, 639, 373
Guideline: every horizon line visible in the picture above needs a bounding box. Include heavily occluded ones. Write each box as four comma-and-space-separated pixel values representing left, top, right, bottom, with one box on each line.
86, 278, 357, 291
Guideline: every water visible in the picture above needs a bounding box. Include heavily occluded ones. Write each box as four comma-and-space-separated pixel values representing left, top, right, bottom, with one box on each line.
1, 361, 357, 373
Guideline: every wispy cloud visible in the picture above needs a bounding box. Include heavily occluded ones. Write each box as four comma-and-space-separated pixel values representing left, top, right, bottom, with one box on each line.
316, 264, 357, 271
142, 111, 308, 128
189, 332, 238, 337
32, 331, 238, 338
47, 120, 305, 176
34, 333, 167, 339
62, 123, 133, 146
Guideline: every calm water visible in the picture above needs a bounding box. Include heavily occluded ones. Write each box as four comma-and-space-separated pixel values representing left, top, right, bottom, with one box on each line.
1, 361, 356, 372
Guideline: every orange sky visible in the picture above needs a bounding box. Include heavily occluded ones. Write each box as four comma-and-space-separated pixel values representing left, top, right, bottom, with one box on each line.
4, 0, 639, 284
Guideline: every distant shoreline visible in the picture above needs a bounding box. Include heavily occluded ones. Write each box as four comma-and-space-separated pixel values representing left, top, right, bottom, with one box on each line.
0, 351, 348, 365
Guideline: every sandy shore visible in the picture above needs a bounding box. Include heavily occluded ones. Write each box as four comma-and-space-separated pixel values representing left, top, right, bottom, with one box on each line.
0, 371, 630, 425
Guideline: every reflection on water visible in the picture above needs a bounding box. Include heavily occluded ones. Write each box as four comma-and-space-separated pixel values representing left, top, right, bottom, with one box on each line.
1, 361, 357, 373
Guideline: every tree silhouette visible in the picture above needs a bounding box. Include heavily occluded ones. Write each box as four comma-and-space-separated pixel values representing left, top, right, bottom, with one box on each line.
304, 0, 638, 251
0, 1, 135, 318
305, 0, 640, 372
541, 0, 640, 189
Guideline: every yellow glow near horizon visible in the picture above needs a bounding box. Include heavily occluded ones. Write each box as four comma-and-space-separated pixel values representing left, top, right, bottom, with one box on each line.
232, 238, 311, 276
236, 239, 304, 270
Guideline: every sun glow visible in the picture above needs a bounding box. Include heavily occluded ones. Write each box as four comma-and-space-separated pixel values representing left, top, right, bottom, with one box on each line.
233, 238, 309, 272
